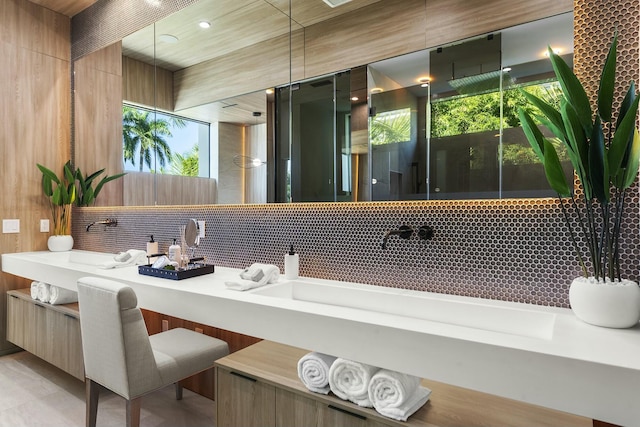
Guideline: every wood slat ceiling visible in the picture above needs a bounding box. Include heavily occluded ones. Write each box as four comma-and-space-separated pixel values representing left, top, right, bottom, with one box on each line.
29, 0, 98, 17
122, 0, 382, 71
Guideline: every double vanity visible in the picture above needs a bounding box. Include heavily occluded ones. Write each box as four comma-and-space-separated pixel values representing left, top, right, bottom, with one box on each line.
3, 250, 640, 426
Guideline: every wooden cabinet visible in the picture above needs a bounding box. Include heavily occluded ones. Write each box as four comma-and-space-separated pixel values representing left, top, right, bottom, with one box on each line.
216, 341, 591, 427
217, 369, 276, 427
6, 289, 84, 381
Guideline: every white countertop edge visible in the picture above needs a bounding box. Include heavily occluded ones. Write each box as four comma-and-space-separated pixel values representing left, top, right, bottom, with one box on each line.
3, 250, 639, 425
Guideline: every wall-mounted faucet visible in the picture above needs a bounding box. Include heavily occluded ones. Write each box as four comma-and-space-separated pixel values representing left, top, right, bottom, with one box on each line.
86, 218, 118, 232
381, 225, 413, 250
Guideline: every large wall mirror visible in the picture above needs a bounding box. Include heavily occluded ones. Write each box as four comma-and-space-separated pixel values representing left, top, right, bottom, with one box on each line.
72, 0, 573, 206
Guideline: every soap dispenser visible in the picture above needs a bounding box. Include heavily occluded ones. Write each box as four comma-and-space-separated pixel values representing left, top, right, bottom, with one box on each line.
168, 238, 182, 265
284, 244, 299, 279
146, 235, 159, 262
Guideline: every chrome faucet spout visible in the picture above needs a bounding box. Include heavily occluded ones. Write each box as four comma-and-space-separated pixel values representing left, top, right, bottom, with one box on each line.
86, 218, 118, 232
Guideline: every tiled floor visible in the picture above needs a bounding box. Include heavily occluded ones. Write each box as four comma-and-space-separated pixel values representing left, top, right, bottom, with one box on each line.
0, 350, 216, 426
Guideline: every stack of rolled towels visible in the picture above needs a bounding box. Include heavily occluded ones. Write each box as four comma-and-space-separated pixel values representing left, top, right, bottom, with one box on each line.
30, 281, 78, 305
297, 352, 431, 421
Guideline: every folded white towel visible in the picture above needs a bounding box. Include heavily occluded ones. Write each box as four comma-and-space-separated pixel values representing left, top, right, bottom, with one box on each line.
100, 249, 148, 269
297, 352, 337, 394
37, 282, 51, 303
30, 281, 39, 300
368, 369, 431, 421
225, 263, 280, 291
329, 358, 379, 407
48, 286, 78, 305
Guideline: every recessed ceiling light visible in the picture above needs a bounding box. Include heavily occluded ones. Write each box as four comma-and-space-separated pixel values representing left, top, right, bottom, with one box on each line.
370, 87, 384, 94
322, 0, 353, 7
351, 96, 359, 101
199, 21, 211, 29
266, 88, 274, 95
417, 76, 431, 84
502, 67, 512, 72
158, 34, 178, 43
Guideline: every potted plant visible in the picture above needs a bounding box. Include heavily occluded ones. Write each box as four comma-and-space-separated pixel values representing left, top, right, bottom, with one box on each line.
74, 167, 126, 207
518, 34, 640, 328
37, 160, 76, 251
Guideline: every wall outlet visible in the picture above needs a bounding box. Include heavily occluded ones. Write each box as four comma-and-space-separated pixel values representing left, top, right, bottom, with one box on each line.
40, 219, 50, 232
198, 221, 205, 238
2, 219, 20, 234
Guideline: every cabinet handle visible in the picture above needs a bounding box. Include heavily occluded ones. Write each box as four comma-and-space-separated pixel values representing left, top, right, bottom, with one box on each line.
10, 294, 18, 299
64, 313, 77, 320
35, 303, 45, 308
230, 371, 257, 382
328, 405, 367, 420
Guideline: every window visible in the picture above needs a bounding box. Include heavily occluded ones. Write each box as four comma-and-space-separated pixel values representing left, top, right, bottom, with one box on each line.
122, 104, 210, 177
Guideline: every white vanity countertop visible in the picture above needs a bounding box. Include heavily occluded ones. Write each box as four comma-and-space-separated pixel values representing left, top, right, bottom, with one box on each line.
3, 250, 639, 426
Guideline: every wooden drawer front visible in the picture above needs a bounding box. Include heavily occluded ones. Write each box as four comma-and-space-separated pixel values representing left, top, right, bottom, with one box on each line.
44, 309, 84, 380
275, 388, 318, 427
6, 294, 41, 353
216, 368, 276, 427
6, 291, 84, 381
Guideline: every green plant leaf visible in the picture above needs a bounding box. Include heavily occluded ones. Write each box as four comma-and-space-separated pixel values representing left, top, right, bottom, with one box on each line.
588, 117, 608, 203
520, 90, 567, 141
597, 34, 617, 123
622, 128, 640, 188
608, 95, 640, 184
542, 138, 572, 197
560, 100, 588, 174
517, 108, 545, 161
94, 173, 127, 200
548, 46, 593, 136
617, 82, 636, 129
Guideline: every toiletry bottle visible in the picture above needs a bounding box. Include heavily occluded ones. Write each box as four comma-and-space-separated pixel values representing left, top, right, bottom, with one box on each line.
168, 238, 182, 266
146, 235, 159, 263
284, 244, 299, 279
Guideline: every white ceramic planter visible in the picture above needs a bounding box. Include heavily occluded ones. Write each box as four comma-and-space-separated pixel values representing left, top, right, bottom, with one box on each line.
569, 277, 640, 328
47, 235, 74, 252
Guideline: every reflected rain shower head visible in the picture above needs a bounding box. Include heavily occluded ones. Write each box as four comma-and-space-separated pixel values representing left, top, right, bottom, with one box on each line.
448, 70, 513, 95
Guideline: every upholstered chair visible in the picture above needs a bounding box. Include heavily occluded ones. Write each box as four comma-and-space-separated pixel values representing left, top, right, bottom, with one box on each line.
76, 276, 229, 427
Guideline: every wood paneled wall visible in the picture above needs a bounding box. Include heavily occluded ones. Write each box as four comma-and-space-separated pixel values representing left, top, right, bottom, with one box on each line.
245, 124, 267, 204
174, 31, 304, 111
74, 42, 124, 207
216, 122, 244, 204
123, 172, 217, 206
122, 56, 174, 111
0, 0, 71, 354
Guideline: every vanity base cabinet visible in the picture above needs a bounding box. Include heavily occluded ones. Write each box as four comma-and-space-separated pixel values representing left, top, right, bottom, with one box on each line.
217, 369, 276, 427
6, 289, 84, 381
215, 340, 591, 427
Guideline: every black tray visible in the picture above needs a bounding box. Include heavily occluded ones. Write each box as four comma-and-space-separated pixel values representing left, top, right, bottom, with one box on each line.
138, 264, 215, 280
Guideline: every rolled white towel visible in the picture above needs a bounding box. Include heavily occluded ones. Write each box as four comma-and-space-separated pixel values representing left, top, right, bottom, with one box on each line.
297, 352, 337, 394
37, 282, 51, 303
48, 286, 78, 305
368, 369, 432, 421
329, 358, 379, 407
30, 281, 39, 300
225, 263, 280, 291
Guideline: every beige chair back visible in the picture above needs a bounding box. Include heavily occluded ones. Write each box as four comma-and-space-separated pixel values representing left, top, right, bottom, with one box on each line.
77, 277, 163, 399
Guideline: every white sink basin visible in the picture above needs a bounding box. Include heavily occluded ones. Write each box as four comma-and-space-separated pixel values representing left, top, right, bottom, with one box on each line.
252, 281, 556, 340
33, 250, 116, 266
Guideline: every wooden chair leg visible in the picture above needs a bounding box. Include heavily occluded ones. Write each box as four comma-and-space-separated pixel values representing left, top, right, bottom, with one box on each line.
175, 382, 183, 400
85, 379, 99, 427
126, 397, 141, 427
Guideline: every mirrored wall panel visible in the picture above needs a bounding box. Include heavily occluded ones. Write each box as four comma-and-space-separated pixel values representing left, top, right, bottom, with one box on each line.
367, 13, 574, 200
